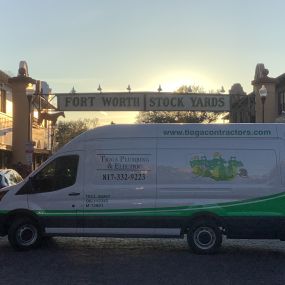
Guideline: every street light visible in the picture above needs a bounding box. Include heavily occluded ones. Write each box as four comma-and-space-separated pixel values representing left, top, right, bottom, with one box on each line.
26, 83, 35, 141
259, 85, 267, 123
26, 83, 35, 170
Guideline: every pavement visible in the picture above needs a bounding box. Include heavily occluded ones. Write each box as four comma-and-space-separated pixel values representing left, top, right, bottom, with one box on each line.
1, 236, 285, 285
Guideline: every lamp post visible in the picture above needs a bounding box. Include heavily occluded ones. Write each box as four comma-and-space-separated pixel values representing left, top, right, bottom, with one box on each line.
259, 85, 267, 123
26, 83, 35, 141
26, 83, 35, 170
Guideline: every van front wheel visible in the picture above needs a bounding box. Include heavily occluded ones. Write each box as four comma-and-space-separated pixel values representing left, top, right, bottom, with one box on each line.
8, 218, 42, 251
187, 220, 222, 254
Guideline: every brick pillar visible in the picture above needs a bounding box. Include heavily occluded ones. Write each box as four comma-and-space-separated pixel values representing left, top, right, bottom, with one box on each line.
8, 74, 36, 165
253, 82, 277, 123
252, 64, 277, 123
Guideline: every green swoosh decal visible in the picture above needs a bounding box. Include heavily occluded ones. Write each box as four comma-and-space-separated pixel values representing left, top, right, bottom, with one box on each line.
31, 191, 285, 217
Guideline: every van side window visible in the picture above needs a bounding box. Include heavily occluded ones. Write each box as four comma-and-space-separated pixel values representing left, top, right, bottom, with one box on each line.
31, 155, 79, 193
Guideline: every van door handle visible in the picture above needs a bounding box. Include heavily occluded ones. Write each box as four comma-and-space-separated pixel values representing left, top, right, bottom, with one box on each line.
68, 192, 80, 196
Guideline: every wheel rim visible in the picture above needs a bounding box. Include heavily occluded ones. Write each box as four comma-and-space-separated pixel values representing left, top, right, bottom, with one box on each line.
193, 226, 216, 250
16, 224, 38, 246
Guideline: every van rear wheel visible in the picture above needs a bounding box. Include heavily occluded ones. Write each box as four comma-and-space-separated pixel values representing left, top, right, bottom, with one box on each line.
8, 218, 42, 251
187, 220, 222, 254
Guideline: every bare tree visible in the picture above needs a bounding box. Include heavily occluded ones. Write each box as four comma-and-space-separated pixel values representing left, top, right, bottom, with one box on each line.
54, 118, 98, 150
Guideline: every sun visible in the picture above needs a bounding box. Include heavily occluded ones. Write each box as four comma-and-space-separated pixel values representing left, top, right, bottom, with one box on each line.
160, 80, 190, 92
148, 70, 216, 93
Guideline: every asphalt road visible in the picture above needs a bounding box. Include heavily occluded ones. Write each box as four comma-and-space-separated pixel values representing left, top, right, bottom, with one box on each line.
1, 236, 285, 285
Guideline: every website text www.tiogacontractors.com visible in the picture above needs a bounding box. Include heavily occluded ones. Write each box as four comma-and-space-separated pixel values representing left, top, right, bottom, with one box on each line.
163, 129, 272, 137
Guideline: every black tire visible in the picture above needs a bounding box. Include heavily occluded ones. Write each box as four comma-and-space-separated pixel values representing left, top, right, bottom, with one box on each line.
187, 220, 222, 254
8, 218, 42, 251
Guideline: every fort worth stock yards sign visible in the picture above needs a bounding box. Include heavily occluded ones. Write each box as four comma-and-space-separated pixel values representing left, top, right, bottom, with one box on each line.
57, 92, 230, 112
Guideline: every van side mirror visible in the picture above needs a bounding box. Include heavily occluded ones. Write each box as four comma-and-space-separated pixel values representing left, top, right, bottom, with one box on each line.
15, 177, 34, 195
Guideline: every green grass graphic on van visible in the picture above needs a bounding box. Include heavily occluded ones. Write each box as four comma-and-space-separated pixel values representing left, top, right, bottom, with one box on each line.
189, 152, 247, 181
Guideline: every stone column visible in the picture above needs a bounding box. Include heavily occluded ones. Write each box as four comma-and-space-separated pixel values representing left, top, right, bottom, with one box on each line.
8, 63, 36, 165
252, 64, 277, 123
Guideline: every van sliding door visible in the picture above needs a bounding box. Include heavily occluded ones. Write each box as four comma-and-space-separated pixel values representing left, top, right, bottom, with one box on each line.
83, 138, 157, 234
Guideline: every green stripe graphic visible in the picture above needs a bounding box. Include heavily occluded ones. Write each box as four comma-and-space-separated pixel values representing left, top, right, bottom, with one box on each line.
31, 191, 285, 218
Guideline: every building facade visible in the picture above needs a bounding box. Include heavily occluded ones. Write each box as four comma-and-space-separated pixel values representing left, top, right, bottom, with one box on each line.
230, 63, 285, 123
0, 63, 55, 176
0, 70, 13, 168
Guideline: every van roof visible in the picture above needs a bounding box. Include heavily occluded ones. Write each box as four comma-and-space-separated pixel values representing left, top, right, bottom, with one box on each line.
58, 123, 285, 152
68, 123, 285, 142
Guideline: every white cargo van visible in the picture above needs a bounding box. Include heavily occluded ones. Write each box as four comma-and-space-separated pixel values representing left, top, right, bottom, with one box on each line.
1, 123, 285, 254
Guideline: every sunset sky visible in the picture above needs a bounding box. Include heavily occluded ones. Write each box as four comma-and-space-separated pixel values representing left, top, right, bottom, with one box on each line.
2, 0, 285, 125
